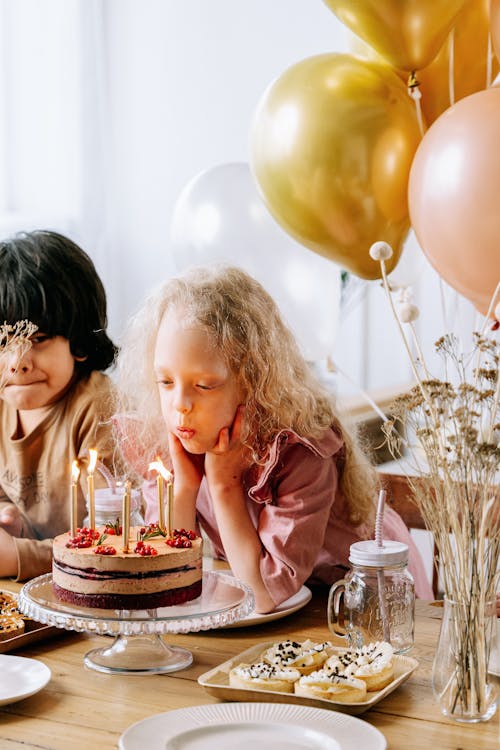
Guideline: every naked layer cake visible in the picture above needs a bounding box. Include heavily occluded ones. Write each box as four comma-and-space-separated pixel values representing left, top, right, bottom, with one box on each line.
52, 524, 203, 610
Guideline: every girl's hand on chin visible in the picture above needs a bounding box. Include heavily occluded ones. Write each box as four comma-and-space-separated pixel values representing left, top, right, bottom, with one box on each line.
167, 432, 204, 494
205, 405, 252, 490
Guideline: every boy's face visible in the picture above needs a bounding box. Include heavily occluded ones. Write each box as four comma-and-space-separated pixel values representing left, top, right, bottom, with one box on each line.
0, 334, 77, 411
153, 309, 244, 454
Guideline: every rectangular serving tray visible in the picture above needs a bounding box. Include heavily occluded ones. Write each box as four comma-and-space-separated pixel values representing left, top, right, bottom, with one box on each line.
198, 640, 419, 715
0, 589, 60, 653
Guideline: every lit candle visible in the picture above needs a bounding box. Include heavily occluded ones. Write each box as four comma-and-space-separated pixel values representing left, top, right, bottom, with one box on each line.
70, 460, 80, 537
122, 479, 131, 552
148, 458, 169, 531
87, 449, 98, 530
165, 470, 174, 539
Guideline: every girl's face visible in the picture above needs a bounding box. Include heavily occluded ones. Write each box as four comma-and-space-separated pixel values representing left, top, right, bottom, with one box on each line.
153, 309, 244, 454
1, 334, 77, 412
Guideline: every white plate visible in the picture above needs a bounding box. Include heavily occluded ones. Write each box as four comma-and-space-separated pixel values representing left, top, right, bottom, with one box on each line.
223, 585, 312, 628
119, 702, 386, 750
0, 654, 51, 705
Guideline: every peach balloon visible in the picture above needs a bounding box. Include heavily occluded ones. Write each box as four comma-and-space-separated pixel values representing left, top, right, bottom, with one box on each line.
408, 86, 500, 315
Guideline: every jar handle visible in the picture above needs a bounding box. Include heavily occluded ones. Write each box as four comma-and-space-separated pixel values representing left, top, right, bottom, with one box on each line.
327, 578, 349, 641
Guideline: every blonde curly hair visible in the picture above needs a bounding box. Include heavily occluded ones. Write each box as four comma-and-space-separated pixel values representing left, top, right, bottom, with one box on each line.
116, 265, 376, 525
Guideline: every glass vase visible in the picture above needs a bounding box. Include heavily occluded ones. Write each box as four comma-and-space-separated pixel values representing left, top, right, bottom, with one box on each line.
432, 597, 498, 723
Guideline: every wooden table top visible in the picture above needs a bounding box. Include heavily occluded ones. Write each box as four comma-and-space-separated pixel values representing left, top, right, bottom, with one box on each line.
1, 575, 499, 750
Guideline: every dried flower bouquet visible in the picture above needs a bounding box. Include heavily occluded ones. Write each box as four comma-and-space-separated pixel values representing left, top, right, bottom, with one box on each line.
370, 241, 500, 722
0, 319, 38, 390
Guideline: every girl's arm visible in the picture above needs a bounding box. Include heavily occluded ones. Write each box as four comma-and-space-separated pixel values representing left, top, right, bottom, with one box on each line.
167, 432, 204, 532
204, 406, 275, 613
203, 430, 339, 612
208, 480, 276, 613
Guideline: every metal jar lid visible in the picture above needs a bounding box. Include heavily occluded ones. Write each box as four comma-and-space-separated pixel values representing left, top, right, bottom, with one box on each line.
348, 539, 409, 567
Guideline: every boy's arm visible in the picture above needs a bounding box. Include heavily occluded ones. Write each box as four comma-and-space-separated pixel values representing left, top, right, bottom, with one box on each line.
10, 536, 53, 581
0, 528, 19, 577
0, 501, 37, 539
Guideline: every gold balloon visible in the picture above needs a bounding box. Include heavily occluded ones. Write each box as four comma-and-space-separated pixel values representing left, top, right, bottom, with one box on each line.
322, 0, 466, 72
491, 0, 500, 64
250, 54, 422, 279
347, 1, 499, 126
417, 0, 498, 125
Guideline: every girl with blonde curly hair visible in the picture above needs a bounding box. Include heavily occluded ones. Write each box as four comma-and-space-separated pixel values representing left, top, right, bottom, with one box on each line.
116, 265, 431, 612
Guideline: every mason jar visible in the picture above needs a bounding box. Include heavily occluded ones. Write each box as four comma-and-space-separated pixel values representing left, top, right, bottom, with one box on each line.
328, 539, 415, 654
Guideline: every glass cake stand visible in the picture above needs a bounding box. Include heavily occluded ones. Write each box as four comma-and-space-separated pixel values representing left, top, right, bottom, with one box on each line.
18, 571, 254, 675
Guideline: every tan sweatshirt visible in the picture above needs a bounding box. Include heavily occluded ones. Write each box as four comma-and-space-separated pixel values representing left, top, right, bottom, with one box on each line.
0, 371, 120, 580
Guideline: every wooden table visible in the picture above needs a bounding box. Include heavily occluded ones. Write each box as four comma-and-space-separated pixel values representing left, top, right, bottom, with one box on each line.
1, 577, 499, 750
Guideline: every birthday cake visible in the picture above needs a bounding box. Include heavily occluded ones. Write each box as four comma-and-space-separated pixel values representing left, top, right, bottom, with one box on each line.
52, 524, 203, 610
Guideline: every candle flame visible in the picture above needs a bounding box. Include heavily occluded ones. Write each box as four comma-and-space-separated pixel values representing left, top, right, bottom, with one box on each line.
88, 448, 98, 474
71, 460, 81, 482
148, 458, 172, 483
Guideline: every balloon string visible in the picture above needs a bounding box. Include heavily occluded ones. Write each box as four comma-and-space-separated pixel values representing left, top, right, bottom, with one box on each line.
380, 258, 424, 390
480, 281, 500, 333
438, 277, 450, 332
486, 33, 493, 88
448, 28, 455, 106
327, 356, 388, 423
407, 73, 425, 138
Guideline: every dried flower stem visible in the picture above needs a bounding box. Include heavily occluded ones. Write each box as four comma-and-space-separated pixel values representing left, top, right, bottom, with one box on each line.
380, 260, 423, 390
0, 320, 38, 391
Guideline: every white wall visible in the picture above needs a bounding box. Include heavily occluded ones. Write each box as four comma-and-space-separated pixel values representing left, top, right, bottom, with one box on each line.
101, 0, 421, 395
102, 0, 350, 322
0, 0, 480, 400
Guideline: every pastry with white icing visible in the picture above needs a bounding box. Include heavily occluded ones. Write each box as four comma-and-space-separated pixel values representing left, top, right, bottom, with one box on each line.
294, 668, 367, 702
325, 641, 394, 691
261, 638, 332, 675
0, 614, 25, 641
229, 661, 301, 692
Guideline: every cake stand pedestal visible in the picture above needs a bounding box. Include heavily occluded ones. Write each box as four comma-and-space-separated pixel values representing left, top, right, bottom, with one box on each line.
19, 571, 254, 675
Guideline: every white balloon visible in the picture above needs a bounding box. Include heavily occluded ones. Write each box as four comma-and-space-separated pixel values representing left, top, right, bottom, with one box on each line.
170, 162, 341, 361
